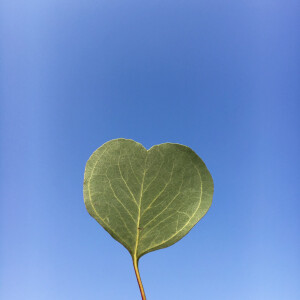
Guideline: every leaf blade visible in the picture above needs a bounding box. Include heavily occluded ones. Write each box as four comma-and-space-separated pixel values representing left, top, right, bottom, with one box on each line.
83, 138, 214, 258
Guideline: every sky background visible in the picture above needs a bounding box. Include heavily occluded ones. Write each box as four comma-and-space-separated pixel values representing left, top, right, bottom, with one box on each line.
1, 1, 299, 299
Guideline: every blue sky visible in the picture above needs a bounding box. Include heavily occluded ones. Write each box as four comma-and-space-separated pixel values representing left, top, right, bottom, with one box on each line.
1, 1, 299, 299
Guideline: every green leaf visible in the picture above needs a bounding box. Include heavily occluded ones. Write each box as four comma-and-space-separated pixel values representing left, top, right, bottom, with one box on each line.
83, 138, 214, 299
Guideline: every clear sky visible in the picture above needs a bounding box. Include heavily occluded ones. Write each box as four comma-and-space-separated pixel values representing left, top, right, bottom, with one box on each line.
1, 1, 299, 299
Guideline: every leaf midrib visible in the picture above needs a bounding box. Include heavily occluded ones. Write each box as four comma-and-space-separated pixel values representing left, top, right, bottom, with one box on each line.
134, 153, 148, 259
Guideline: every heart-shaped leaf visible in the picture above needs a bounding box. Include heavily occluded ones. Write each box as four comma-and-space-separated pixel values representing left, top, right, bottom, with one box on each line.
83, 138, 213, 299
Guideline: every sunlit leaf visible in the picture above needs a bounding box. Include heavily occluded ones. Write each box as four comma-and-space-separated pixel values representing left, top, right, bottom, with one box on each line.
83, 138, 214, 299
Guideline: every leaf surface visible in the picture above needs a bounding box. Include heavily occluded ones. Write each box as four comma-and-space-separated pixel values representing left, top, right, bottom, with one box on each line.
83, 138, 214, 259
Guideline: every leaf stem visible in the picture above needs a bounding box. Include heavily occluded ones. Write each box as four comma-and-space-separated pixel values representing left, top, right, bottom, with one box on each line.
133, 256, 146, 300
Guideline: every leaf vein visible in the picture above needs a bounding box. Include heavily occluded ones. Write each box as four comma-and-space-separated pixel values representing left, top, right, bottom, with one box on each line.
143, 149, 164, 193
144, 164, 203, 252
141, 162, 175, 216
142, 169, 184, 230
105, 174, 137, 224
86, 146, 132, 251
118, 155, 138, 206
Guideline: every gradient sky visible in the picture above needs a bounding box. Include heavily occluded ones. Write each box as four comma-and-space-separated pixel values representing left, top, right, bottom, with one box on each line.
1, 1, 299, 299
